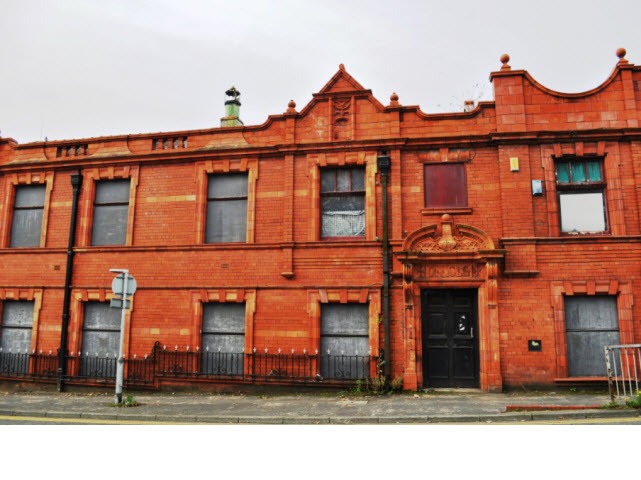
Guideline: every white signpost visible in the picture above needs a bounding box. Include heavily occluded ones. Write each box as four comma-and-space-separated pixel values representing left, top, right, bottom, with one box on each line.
109, 269, 137, 404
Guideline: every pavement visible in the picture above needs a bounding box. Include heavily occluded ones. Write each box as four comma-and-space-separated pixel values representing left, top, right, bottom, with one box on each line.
0, 388, 639, 424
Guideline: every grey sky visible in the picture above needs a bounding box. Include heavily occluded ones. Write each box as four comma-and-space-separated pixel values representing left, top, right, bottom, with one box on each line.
1, 0, 639, 143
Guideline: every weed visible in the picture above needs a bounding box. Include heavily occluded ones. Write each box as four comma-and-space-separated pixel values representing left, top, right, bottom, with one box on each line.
569, 387, 577, 393
600, 400, 619, 409
625, 391, 641, 409
111, 393, 139, 408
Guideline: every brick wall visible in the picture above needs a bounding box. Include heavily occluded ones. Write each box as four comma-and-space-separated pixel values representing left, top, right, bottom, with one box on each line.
1, 54, 640, 390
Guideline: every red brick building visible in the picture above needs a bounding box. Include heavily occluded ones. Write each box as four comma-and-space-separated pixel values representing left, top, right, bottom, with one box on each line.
1, 50, 640, 392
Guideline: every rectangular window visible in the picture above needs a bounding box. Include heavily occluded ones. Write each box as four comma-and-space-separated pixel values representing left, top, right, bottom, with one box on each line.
10, 185, 46, 247
424, 163, 467, 208
320, 167, 365, 238
0, 301, 34, 374
320, 303, 369, 380
201, 303, 245, 375
91, 180, 131, 246
205, 173, 248, 243
80, 302, 120, 377
556, 159, 606, 233
565, 296, 619, 377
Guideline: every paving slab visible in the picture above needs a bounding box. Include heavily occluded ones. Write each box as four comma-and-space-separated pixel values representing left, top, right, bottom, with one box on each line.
282, 416, 330, 424
240, 416, 284, 424
480, 414, 532, 423
43, 411, 81, 419
330, 416, 379, 424
429, 415, 479, 423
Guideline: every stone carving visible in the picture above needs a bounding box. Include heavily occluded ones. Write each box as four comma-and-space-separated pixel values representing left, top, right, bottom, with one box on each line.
413, 214, 487, 253
333, 98, 351, 140
423, 263, 484, 279
333, 98, 350, 117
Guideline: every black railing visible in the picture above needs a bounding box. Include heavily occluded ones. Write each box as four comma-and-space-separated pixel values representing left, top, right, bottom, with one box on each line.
0, 344, 377, 387
0, 350, 32, 375
150, 344, 375, 384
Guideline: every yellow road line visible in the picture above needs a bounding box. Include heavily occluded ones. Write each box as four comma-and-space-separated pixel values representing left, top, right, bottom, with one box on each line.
0, 415, 210, 425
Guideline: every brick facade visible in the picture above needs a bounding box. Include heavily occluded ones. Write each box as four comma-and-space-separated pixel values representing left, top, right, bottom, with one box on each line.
1, 52, 640, 391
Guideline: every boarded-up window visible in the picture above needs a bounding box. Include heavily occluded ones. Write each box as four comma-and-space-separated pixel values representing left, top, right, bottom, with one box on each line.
80, 302, 120, 377
0, 301, 34, 373
424, 163, 467, 208
556, 159, 607, 233
201, 303, 245, 375
320, 304, 369, 380
91, 180, 130, 246
10, 185, 45, 247
320, 168, 365, 238
565, 296, 619, 377
206, 174, 248, 243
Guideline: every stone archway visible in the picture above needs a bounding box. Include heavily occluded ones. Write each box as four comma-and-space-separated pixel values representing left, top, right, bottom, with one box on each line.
395, 214, 505, 391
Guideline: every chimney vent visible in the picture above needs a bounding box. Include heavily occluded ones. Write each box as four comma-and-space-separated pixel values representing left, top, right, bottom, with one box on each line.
221, 86, 244, 127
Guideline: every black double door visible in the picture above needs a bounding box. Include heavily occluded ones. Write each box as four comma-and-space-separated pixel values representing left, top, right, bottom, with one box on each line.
421, 289, 479, 388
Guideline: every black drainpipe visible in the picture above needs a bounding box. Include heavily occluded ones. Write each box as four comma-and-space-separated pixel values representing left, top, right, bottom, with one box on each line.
377, 153, 391, 381
57, 171, 83, 392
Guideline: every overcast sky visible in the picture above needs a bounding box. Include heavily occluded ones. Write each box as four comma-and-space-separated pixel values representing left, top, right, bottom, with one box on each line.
1, 0, 640, 143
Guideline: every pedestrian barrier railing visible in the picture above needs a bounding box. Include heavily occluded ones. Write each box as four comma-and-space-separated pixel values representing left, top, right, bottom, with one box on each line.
0, 343, 377, 388
605, 344, 641, 401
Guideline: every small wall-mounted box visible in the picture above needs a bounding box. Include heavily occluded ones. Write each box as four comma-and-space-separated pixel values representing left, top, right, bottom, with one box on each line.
510, 157, 519, 171
531, 180, 543, 196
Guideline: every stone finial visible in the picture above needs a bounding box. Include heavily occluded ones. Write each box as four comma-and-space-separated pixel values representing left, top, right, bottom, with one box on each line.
500, 53, 511, 71
616, 47, 628, 64
389, 92, 400, 107
339, 63, 345, 71
285, 99, 297, 114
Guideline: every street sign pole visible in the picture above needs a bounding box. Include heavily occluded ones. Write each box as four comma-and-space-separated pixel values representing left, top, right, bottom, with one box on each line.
110, 268, 133, 404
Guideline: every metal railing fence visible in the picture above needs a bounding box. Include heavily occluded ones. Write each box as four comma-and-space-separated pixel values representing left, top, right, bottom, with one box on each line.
0, 344, 377, 387
605, 344, 641, 401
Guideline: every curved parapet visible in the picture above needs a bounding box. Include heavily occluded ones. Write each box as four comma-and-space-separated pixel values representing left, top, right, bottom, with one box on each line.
490, 49, 639, 132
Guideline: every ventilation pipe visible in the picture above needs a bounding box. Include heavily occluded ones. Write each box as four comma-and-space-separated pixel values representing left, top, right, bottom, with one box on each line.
377, 152, 391, 381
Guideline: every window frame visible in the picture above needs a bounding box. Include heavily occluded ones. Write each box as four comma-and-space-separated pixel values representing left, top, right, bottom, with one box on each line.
68, 288, 133, 375
191, 289, 256, 372
77, 167, 139, 247
319, 166, 366, 240
0, 289, 42, 358
195, 160, 258, 244
9, 184, 46, 248
423, 162, 468, 209
555, 157, 608, 235
0, 172, 54, 249
205, 172, 249, 244
91, 179, 131, 246
320, 302, 370, 380
0, 300, 35, 353
307, 152, 378, 242
307, 289, 380, 379
200, 302, 246, 375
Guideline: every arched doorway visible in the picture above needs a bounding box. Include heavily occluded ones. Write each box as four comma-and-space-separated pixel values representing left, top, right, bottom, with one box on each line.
395, 214, 505, 391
